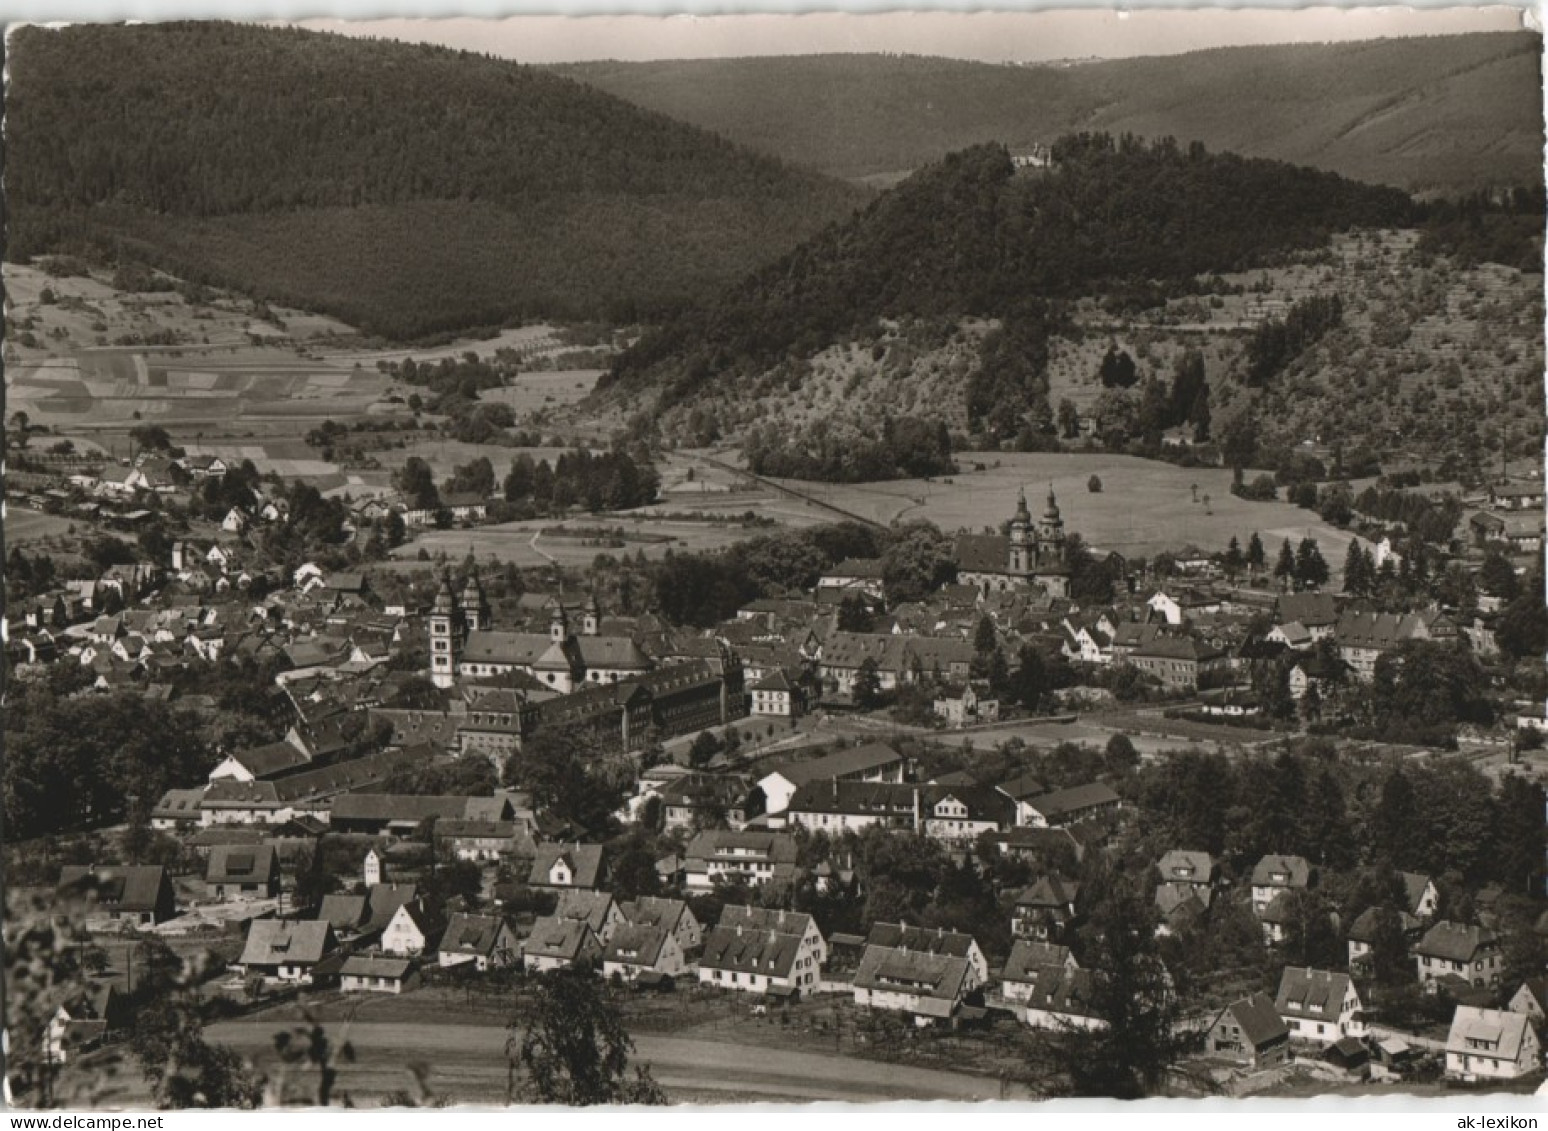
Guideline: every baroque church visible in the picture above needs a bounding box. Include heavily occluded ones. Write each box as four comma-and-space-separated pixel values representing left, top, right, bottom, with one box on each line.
954, 487, 1071, 598
429, 572, 650, 691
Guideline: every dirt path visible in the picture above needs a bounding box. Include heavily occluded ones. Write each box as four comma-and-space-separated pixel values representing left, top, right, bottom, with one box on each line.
208, 1019, 1002, 1104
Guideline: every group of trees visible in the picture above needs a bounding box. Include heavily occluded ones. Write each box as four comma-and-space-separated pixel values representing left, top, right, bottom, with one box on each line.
1242, 293, 1344, 387
650, 519, 954, 627
743, 415, 954, 482
1130, 741, 1542, 892
1271, 536, 1330, 591
504, 447, 660, 513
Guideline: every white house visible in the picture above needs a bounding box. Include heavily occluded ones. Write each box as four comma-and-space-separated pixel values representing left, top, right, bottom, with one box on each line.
437, 913, 520, 971
697, 914, 822, 999
339, 955, 413, 995
601, 924, 687, 983
381, 901, 433, 957
1445, 1006, 1541, 1082
1274, 967, 1363, 1046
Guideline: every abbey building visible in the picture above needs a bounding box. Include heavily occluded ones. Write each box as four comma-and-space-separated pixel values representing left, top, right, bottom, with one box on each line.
954, 487, 1071, 598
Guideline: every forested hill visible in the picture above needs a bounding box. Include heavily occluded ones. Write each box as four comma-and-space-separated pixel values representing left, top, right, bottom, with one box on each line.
601, 135, 1415, 411
554, 33, 1544, 195
4, 23, 865, 339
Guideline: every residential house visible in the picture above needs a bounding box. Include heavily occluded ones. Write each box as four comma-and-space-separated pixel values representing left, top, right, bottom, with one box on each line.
1445, 1005, 1542, 1082
554, 889, 624, 946
437, 914, 520, 971
339, 955, 414, 995
933, 684, 1000, 728
1275, 967, 1364, 1046
527, 843, 605, 890
749, 668, 808, 719
618, 896, 702, 954
817, 558, 887, 602
57, 865, 177, 926
151, 787, 208, 831
522, 917, 602, 973
720, 906, 827, 966
659, 773, 762, 832
207, 739, 312, 784
757, 743, 906, 817
852, 944, 975, 1024
236, 920, 338, 985
1508, 978, 1548, 1025
1016, 965, 1104, 1033
697, 912, 823, 999
1000, 939, 1080, 1006
865, 923, 988, 988
45, 985, 128, 1066
1012, 876, 1082, 941
920, 784, 1016, 843
1155, 850, 1217, 904
1415, 921, 1501, 990
683, 830, 799, 891
602, 925, 687, 984
1206, 992, 1291, 1068
1147, 587, 1220, 626
381, 901, 434, 957
1129, 635, 1231, 692
203, 843, 280, 902
1275, 593, 1340, 641
1251, 855, 1311, 916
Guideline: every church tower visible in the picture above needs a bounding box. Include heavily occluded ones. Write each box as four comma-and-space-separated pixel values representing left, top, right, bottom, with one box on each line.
1007, 488, 1033, 575
1036, 485, 1066, 565
550, 602, 569, 643
583, 593, 601, 637
429, 572, 462, 688
460, 569, 491, 632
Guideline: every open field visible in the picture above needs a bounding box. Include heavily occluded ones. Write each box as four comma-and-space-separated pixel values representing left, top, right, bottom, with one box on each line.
475, 369, 604, 416
775, 451, 1360, 567
4, 505, 79, 545
198, 1017, 1006, 1105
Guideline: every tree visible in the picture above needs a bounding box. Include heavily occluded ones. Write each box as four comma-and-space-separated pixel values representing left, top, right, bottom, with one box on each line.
853, 658, 882, 709
1294, 537, 1329, 590
1342, 541, 1370, 596
836, 594, 873, 633
1010, 645, 1046, 712
1057, 398, 1081, 439
1246, 532, 1266, 577
1496, 592, 1548, 661
394, 456, 439, 511
1087, 474, 1103, 493
1059, 872, 1182, 1098
1104, 733, 1139, 776
1479, 551, 1520, 601
1098, 345, 1138, 389
132, 993, 262, 1109
506, 969, 667, 1105
1223, 537, 1244, 581
1273, 539, 1296, 589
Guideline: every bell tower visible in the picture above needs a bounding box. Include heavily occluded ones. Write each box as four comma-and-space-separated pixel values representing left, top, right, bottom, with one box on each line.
1037, 485, 1066, 565
1008, 488, 1033, 575
460, 568, 491, 632
550, 602, 569, 643
429, 572, 463, 689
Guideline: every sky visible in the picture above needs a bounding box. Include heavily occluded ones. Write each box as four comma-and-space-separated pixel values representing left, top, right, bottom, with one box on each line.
283, 6, 1533, 65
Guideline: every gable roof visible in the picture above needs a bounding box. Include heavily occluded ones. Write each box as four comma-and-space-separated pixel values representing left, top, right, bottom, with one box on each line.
554, 890, 617, 934
1023, 782, 1120, 821
205, 843, 278, 885
439, 913, 511, 957
57, 865, 169, 913
1220, 992, 1290, 1049
1156, 850, 1215, 884
618, 896, 691, 933
1252, 855, 1311, 889
763, 742, 903, 787
528, 843, 604, 888
718, 906, 817, 940
1417, 920, 1496, 962
1275, 967, 1354, 1020
700, 924, 803, 978
223, 741, 311, 779
854, 945, 971, 1015
523, 916, 596, 961
603, 924, 671, 967
1002, 940, 1075, 983
864, 922, 978, 961
239, 919, 335, 967
1446, 1005, 1533, 1062
339, 954, 413, 979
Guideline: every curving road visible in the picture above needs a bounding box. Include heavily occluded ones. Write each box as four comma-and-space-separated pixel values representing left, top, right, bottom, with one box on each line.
208, 1019, 1003, 1104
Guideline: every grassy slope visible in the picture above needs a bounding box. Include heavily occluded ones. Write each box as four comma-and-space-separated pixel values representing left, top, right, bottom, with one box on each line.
554, 33, 1544, 194
5, 23, 866, 340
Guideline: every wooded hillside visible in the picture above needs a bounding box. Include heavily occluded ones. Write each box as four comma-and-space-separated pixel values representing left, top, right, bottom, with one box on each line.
5, 22, 866, 339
